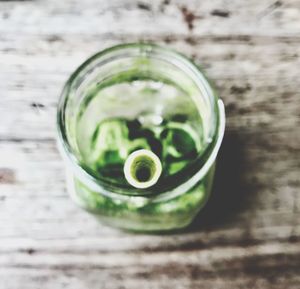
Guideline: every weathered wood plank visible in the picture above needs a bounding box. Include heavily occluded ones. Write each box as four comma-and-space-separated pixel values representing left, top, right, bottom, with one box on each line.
0, 242, 300, 289
1, 269, 299, 289
0, 38, 300, 140
0, 0, 300, 36
0, 133, 298, 239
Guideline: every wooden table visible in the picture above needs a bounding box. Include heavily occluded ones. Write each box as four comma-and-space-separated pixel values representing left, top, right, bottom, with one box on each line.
0, 0, 299, 288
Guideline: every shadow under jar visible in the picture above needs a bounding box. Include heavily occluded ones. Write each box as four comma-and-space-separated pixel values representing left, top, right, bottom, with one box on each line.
57, 43, 225, 232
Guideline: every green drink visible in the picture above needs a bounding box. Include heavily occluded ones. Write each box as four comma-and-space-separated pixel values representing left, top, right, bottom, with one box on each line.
57, 44, 225, 231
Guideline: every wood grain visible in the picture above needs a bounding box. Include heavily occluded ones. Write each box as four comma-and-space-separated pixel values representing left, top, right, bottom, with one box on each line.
0, 0, 299, 288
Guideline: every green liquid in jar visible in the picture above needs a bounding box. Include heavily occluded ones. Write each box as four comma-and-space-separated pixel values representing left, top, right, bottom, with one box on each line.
69, 77, 214, 231
76, 78, 206, 187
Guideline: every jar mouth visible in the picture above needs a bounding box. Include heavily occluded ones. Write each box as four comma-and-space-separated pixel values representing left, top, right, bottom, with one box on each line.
57, 43, 225, 200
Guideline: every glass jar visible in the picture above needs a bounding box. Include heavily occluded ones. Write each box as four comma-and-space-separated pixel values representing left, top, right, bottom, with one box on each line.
57, 43, 225, 232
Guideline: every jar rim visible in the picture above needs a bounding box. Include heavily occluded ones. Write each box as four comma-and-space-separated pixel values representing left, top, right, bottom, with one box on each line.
57, 43, 225, 201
